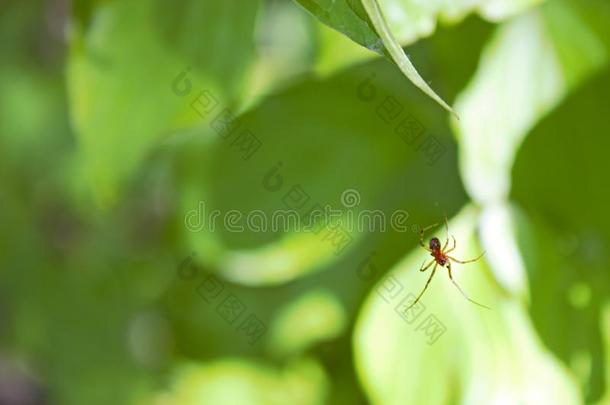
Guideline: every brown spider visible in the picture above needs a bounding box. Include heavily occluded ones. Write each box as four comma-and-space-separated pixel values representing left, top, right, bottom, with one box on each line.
407, 217, 490, 310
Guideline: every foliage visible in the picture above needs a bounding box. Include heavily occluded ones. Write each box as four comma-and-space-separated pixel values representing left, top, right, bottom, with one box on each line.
1, 0, 609, 404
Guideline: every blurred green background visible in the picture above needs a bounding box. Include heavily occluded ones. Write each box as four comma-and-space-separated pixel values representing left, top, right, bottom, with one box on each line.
1, 0, 609, 404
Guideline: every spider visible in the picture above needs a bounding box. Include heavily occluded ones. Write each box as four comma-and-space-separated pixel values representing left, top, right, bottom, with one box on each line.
406, 217, 490, 310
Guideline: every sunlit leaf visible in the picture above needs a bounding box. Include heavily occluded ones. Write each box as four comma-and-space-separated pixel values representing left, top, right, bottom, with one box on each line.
594, 304, 610, 405
453, 0, 607, 206
268, 290, 347, 356
380, 0, 543, 43
153, 358, 328, 405
354, 207, 581, 404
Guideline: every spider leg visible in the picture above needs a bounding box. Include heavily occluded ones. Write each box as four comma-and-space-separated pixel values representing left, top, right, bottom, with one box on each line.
446, 251, 485, 264
419, 258, 435, 272
445, 235, 457, 253
406, 263, 437, 310
446, 262, 490, 309
442, 214, 450, 250
419, 223, 438, 252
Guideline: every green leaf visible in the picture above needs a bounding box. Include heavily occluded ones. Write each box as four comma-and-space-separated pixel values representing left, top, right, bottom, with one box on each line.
294, 0, 383, 53
354, 207, 581, 404
452, 0, 607, 205
511, 67, 610, 402
360, 0, 455, 114
153, 358, 328, 405
67, 0, 259, 205
296, 0, 542, 50
295, 0, 544, 113
295, 0, 453, 112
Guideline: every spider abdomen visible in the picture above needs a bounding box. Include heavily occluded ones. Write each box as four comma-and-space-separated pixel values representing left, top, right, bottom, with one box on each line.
431, 250, 447, 266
